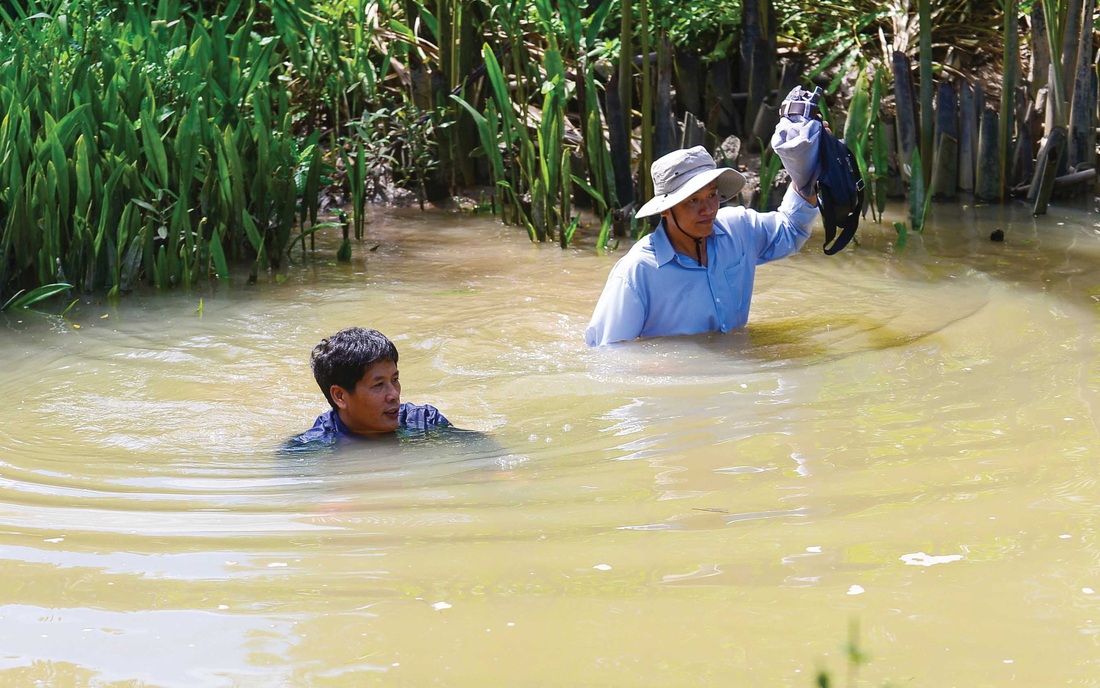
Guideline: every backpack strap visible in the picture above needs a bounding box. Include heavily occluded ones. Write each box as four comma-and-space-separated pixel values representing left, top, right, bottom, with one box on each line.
817, 132, 864, 255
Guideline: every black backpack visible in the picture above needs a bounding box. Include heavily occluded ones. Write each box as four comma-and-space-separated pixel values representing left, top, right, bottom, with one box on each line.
817, 132, 865, 255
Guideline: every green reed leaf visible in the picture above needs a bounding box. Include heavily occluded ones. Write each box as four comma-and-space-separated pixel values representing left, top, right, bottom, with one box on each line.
482, 44, 516, 138
74, 134, 92, 213
843, 68, 869, 151
1, 282, 73, 311
208, 223, 230, 280
449, 94, 504, 193
872, 117, 889, 217
139, 104, 169, 189
240, 208, 264, 255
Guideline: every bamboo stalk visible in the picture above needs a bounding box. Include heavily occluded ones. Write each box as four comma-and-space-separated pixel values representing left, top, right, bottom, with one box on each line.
1012, 96, 1036, 186
1067, 0, 1096, 168
1060, 0, 1084, 107
741, 0, 762, 129
748, 38, 771, 144
655, 33, 673, 160
706, 58, 738, 138
999, 0, 1018, 202
975, 108, 1001, 202
639, 0, 653, 202
918, 0, 933, 189
673, 51, 703, 118
681, 111, 706, 148
1042, 0, 1067, 128
618, 0, 633, 165
891, 51, 918, 178
1033, 126, 1067, 213
606, 72, 635, 212
958, 79, 976, 192
1029, 1, 1050, 98
931, 135, 958, 200
934, 80, 958, 152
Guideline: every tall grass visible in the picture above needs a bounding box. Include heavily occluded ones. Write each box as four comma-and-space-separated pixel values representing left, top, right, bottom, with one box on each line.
0, 0, 328, 300
0, 0, 451, 301
455, 0, 613, 247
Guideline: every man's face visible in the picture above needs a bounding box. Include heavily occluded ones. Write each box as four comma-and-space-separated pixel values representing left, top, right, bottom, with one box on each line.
663, 181, 720, 238
331, 359, 402, 434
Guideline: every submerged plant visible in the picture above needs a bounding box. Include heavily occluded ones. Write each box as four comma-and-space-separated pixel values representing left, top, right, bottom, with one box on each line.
907, 147, 930, 231
0, 283, 73, 311
893, 220, 909, 247
814, 618, 874, 688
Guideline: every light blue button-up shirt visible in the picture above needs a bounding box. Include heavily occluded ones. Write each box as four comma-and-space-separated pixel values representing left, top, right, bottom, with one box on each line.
585, 186, 817, 346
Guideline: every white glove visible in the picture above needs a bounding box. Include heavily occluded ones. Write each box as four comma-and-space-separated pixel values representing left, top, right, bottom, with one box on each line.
771, 116, 822, 199
770, 86, 824, 198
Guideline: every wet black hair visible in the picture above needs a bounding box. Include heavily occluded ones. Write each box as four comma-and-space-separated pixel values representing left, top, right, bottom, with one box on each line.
310, 327, 399, 409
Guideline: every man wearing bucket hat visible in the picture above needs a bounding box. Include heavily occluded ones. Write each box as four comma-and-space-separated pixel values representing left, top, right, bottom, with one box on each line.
584, 89, 824, 346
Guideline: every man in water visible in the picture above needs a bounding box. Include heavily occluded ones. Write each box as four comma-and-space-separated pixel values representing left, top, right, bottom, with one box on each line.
585, 91, 825, 346
287, 327, 449, 447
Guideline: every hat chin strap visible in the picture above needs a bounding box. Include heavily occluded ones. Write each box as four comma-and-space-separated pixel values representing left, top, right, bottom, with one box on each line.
669, 210, 705, 266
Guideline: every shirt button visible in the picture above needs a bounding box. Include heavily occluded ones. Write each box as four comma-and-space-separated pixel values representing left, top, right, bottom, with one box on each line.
716, 298, 721, 303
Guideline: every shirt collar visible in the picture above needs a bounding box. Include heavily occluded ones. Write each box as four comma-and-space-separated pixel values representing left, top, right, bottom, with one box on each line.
328, 408, 354, 436
652, 220, 712, 268
651, 222, 678, 266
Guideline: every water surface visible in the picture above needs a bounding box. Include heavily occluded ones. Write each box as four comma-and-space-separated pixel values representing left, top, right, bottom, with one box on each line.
2, 199, 1099, 686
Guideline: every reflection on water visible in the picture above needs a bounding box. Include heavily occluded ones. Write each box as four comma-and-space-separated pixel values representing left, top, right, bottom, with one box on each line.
1, 201, 1099, 686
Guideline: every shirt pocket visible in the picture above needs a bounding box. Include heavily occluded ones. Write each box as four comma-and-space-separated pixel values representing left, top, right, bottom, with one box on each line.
722, 261, 747, 314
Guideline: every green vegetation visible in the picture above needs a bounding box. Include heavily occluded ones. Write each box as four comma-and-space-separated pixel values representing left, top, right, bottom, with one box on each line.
0, 0, 318, 298
0, 282, 73, 311
0, 0, 437, 303
0, 0, 1092, 304
813, 619, 883, 688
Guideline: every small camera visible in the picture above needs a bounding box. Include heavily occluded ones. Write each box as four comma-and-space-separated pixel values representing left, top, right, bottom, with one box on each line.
780, 86, 823, 120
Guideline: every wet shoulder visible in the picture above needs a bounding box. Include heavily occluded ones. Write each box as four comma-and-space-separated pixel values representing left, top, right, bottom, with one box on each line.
399, 402, 451, 431
278, 410, 341, 457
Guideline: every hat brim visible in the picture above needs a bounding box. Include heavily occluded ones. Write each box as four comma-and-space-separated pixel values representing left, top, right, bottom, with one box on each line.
634, 167, 746, 218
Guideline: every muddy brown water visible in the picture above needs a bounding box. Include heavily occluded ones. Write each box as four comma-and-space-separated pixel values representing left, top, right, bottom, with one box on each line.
1, 199, 1098, 686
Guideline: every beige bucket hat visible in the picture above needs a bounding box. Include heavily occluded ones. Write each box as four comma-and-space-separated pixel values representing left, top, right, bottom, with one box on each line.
634, 146, 746, 218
